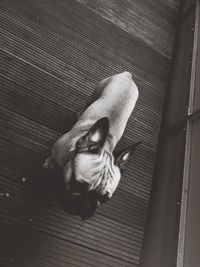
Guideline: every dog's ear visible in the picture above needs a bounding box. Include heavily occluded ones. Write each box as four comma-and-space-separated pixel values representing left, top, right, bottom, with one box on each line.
76, 117, 109, 153
115, 142, 141, 170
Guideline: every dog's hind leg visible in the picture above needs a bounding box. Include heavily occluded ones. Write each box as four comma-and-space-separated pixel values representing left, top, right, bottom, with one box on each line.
77, 76, 112, 118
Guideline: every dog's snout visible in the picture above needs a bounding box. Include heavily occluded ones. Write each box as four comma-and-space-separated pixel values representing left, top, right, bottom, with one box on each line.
70, 179, 89, 193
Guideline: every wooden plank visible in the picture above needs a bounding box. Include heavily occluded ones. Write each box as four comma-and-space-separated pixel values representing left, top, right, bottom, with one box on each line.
0, 173, 144, 242
0, 218, 137, 267
0, 11, 167, 112
0, 48, 163, 141
0, 0, 170, 80
0, 177, 143, 265
1, 181, 144, 246
0, 104, 154, 201
0, 136, 148, 228
0, 76, 76, 132
0, 60, 159, 156
0, 0, 180, 266
74, 0, 178, 58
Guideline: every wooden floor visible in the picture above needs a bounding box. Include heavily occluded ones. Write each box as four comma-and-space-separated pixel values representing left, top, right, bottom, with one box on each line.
0, 0, 180, 266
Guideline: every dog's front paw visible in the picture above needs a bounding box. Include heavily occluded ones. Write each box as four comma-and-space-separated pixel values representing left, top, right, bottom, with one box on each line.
42, 157, 54, 170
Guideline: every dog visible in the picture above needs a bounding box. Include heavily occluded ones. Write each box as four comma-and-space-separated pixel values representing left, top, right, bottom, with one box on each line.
43, 71, 140, 219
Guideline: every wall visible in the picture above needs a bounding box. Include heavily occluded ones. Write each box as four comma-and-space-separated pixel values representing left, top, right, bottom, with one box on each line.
140, 0, 196, 266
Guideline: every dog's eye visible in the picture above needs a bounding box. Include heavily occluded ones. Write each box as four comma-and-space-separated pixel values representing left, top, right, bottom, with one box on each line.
88, 143, 101, 154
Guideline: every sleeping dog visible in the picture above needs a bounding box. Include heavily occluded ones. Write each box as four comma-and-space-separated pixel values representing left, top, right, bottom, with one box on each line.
43, 71, 140, 219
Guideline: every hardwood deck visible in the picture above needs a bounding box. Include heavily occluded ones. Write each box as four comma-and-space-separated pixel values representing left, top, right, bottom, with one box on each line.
0, 0, 180, 266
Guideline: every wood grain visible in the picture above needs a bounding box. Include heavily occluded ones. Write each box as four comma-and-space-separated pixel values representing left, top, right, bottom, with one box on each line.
0, 0, 180, 266
75, 0, 181, 58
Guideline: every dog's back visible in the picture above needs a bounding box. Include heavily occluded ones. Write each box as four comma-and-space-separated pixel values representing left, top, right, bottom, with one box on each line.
76, 71, 138, 149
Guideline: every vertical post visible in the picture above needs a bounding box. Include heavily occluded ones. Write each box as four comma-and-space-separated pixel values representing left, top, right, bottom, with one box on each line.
177, 1, 199, 266
140, 1, 196, 267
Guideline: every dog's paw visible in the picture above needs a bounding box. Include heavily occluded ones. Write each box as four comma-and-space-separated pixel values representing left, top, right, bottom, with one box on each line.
42, 157, 54, 170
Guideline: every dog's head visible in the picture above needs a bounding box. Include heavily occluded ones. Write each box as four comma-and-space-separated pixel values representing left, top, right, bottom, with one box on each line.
61, 117, 140, 219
